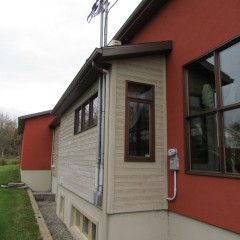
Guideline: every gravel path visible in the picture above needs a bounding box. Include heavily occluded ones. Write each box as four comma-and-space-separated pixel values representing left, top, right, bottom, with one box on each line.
37, 200, 75, 240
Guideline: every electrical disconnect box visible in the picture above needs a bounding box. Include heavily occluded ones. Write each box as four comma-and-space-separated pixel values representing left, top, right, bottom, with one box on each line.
168, 148, 179, 170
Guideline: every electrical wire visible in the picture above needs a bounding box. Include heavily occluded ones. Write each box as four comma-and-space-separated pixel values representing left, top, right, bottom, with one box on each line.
87, 0, 119, 23
87, 0, 103, 23
108, 0, 118, 12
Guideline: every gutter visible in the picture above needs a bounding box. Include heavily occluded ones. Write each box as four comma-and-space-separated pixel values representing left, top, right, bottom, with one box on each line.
51, 49, 102, 117
51, 41, 172, 118
92, 61, 110, 240
92, 62, 109, 207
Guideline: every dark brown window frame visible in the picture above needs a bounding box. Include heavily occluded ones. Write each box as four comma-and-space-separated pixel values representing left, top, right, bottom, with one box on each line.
74, 93, 98, 134
125, 81, 155, 162
184, 36, 240, 178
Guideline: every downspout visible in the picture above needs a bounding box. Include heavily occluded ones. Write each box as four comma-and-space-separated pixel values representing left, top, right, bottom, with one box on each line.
102, 67, 110, 240
50, 128, 55, 192
98, 72, 106, 200
92, 62, 109, 207
94, 75, 102, 204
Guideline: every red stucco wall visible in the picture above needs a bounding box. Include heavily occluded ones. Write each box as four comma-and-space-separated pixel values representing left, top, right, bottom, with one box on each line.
129, 0, 240, 233
20, 114, 54, 170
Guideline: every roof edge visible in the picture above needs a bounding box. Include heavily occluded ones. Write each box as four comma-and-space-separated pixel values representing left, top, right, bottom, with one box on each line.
52, 40, 172, 117
19, 110, 52, 121
113, 0, 168, 43
51, 48, 102, 116
18, 110, 52, 134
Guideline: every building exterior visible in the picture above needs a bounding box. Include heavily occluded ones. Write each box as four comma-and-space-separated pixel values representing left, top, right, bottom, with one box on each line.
25, 0, 240, 239
113, 0, 240, 236
52, 42, 172, 240
50, 118, 60, 194
18, 111, 54, 191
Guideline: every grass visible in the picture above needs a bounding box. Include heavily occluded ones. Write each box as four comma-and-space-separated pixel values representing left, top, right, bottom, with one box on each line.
0, 165, 20, 184
0, 165, 41, 240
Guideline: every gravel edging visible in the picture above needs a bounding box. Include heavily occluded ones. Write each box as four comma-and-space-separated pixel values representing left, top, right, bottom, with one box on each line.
27, 189, 53, 240
37, 200, 75, 240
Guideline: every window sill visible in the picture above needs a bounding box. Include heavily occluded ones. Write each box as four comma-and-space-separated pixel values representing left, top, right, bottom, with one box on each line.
74, 124, 97, 135
185, 170, 240, 179
125, 156, 155, 162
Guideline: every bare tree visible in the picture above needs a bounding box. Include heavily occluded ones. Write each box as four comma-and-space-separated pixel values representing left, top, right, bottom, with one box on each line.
0, 113, 16, 157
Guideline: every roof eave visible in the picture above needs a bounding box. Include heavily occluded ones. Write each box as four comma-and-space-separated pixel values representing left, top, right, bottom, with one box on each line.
18, 110, 52, 134
102, 40, 172, 60
52, 40, 172, 117
51, 48, 102, 116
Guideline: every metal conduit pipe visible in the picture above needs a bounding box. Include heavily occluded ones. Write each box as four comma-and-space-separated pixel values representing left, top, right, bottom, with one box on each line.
167, 170, 177, 201
92, 61, 109, 206
94, 75, 102, 204
98, 73, 105, 195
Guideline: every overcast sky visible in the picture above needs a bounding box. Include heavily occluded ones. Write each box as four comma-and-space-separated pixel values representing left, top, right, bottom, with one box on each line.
0, 0, 142, 119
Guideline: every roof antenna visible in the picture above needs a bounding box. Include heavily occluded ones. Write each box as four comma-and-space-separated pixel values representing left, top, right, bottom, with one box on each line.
87, 0, 119, 47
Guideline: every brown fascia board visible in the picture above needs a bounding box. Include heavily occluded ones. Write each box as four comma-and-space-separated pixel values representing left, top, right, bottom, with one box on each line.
113, 0, 169, 44
18, 110, 52, 134
102, 41, 172, 60
19, 110, 52, 120
51, 40, 172, 117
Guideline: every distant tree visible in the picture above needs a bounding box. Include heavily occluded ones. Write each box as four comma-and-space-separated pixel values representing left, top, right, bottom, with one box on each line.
226, 122, 240, 173
0, 113, 19, 157
227, 122, 240, 146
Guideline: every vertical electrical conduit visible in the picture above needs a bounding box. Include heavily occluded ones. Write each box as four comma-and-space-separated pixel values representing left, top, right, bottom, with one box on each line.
94, 74, 102, 204
98, 71, 106, 205
92, 62, 109, 206
167, 170, 177, 201
102, 65, 110, 240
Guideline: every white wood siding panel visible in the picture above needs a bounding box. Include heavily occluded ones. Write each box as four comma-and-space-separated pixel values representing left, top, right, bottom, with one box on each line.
107, 56, 167, 213
58, 81, 98, 204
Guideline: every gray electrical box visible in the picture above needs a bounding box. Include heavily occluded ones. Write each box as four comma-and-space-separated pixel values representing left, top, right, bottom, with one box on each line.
170, 155, 179, 170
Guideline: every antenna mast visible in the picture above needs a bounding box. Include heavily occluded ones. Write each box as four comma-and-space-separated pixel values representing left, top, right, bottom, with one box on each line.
87, 0, 118, 47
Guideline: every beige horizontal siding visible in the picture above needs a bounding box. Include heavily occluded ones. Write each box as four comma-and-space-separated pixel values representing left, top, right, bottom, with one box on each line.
52, 126, 60, 177
58, 81, 98, 204
107, 56, 167, 213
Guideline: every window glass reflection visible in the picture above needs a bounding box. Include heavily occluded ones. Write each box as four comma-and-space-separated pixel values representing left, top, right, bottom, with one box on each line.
129, 102, 150, 157
78, 109, 82, 132
92, 96, 98, 125
84, 103, 89, 128
188, 56, 216, 114
221, 42, 240, 106
190, 114, 220, 172
128, 83, 152, 100
224, 109, 240, 173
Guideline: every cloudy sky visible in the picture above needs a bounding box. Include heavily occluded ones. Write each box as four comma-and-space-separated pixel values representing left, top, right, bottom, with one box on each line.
0, 0, 142, 119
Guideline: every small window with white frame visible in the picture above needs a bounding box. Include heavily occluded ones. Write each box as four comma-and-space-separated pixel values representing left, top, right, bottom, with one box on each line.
71, 206, 97, 240
59, 195, 65, 220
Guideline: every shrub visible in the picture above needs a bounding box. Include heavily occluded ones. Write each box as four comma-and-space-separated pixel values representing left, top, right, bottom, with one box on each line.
0, 156, 19, 165
0, 158, 7, 166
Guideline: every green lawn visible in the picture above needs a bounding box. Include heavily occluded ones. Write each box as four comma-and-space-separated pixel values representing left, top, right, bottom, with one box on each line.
0, 165, 20, 184
0, 165, 41, 240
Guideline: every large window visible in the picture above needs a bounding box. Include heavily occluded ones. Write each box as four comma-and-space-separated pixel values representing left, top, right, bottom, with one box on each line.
75, 94, 98, 133
125, 81, 155, 162
185, 37, 240, 176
